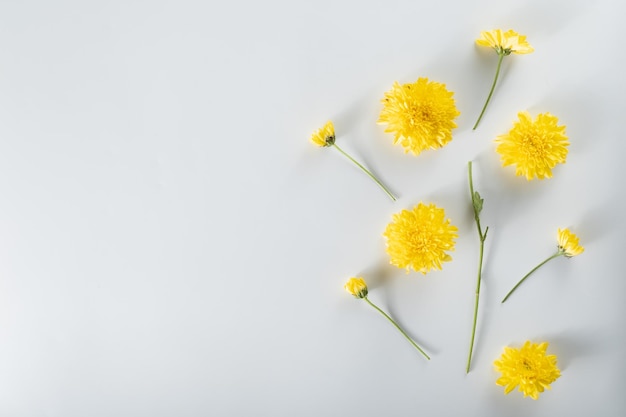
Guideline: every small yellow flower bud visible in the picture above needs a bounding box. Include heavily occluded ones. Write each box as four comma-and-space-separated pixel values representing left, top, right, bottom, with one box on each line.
344, 277, 368, 299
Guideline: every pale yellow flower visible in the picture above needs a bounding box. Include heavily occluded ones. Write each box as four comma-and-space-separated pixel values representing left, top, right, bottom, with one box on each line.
476, 29, 534, 55
495, 111, 569, 180
494, 341, 561, 400
378, 78, 459, 155
344, 277, 368, 299
472, 29, 533, 130
383, 203, 458, 274
310, 121, 335, 147
557, 228, 584, 257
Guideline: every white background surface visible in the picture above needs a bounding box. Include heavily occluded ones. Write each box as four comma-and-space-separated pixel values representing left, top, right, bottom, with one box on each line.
0, 0, 624, 416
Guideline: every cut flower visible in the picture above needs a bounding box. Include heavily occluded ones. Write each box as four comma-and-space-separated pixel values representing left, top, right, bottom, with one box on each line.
309, 121, 396, 201
378, 78, 459, 155
494, 341, 561, 400
344, 276, 430, 360
495, 111, 569, 180
502, 228, 584, 303
473, 29, 533, 130
383, 203, 458, 274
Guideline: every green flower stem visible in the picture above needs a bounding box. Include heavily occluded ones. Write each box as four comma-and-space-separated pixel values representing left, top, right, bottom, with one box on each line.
473, 52, 505, 130
332, 143, 397, 201
466, 161, 489, 374
363, 296, 430, 360
501, 252, 564, 303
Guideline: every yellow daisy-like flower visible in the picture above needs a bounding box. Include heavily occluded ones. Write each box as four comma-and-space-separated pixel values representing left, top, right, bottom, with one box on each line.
476, 29, 534, 55
557, 228, 584, 257
378, 78, 460, 156
344, 277, 368, 299
495, 111, 569, 180
494, 341, 561, 400
310, 120, 335, 147
383, 203, 458, 274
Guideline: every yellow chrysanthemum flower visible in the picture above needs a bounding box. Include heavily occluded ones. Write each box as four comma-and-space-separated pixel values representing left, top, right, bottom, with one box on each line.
310, 120, 336, 147
344, 277, 368, 299
557, 228, 584, 257
494, 341, 561, 400
378, 78, 460, 156
476, 29, 534, 55
495, 111, 569, 180
383, 203, 458, 274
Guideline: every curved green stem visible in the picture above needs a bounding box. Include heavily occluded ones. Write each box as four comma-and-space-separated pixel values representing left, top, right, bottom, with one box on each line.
473, 53, 505, 130
332, 144, 397, 201
466, 161, 488, 374
364, 297, 430, 360
501, 252, 563, 303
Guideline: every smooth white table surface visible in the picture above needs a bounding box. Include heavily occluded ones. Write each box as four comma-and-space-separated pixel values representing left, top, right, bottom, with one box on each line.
0, 0, 624, 415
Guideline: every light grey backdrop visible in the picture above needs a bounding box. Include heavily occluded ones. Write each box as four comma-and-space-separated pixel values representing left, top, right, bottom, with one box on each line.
0, 0, 624, 416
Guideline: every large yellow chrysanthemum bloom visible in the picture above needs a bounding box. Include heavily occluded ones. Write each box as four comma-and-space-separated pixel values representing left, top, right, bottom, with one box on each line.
494, 341, 561, 400
378, 78, 460, 156
383, 203, 458, 274
495, 111, 569, 180
476, 29, 534, 55
557, 228, 584, 257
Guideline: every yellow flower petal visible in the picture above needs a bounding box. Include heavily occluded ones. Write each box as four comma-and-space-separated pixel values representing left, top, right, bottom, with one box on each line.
495, 111, 569, 180
378, 78, 460, 156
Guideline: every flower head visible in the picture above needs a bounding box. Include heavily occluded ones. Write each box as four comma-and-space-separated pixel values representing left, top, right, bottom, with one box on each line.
310, 121, 335, 147
494, 341, 561, 400
557, 228, 584, 257
495, 111, 569, 180
378, 78, 460, 156
477, 29, 534, 55
344, 277, 368, 299
383, 203, 458, 274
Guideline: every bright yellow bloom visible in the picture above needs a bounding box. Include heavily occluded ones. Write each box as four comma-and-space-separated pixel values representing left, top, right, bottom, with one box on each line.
495, 111, 569, 180
494, 341, 561, 400
557, 228, 584, 257
383, 203, 458, 274
344, 277, 368, 299
310, 121, 335, 147
476, 29, 534, 55
378, 78, 460, 155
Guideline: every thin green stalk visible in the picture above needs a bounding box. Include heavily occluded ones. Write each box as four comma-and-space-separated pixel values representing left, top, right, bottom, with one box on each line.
332, 143, 397, 201
473, 53, 505, 130
363, 297, 430, 360
466, 161, 488, 374
501, 252, 563, 303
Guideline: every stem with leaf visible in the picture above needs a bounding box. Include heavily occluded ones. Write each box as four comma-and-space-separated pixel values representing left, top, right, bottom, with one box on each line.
332, 144, 397, 201
466, 161, 489, 373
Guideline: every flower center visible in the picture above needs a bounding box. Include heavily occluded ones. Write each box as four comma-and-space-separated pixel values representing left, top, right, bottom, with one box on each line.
521, 132, 546, 159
